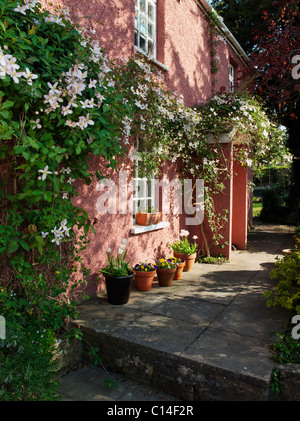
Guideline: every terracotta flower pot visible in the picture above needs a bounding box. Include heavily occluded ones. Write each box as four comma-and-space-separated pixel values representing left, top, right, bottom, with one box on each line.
136, 212, 162, 226
104, 272, 133, 305
173, 252, 197, 272
134, 270, 156, 291
173, 262, 185, 280
157, 268, 176, 287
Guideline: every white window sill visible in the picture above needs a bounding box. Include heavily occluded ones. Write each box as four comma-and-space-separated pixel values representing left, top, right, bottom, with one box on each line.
134, 47, 169, 72
130, 221, 170, 235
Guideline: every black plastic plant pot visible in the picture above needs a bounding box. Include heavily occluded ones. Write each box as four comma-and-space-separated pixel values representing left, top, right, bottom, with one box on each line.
104, 272, 134, 305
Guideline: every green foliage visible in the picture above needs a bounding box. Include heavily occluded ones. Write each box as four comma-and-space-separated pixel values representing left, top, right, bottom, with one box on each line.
0, 0, 135, 399
196, 255, 228, 264
271, 330, 300, 364
211, 0, 277, 55
269, 368, 283, 400
170, 229, 198, 255
100, 239, 132, 277
0, 288, 60, 400
264, 251, 300, 314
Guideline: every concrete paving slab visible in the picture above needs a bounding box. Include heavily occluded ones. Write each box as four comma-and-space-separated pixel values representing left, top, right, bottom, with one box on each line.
113, 313, 204, 355
210, 293, 289, 340
59, 365, 180, 401
174, 273, 247, 305
147, 296, 225, 325
180, 327, 274, 382
75, 298, 146, 334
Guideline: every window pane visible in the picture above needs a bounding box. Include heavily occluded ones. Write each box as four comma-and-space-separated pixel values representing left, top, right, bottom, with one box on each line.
147, 180, 154, 199
148, 40, 154, 56
133, 179, 138, 196
139, 35, 146, 52
134, 15, 138, 29
140, 0, 146, 12
148, 3, 154, 20
134, 30, 138, 47
137, 199, 146, 213
148, 23, 153, 38
140, 16, 146, 34
137, 179, 146, 198
133, 200, 137, 215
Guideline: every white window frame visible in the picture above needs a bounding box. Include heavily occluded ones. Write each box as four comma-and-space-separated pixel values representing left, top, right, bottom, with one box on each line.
229, 64, 235, 93
132, 151, 156, 221
134, 0, 157, 59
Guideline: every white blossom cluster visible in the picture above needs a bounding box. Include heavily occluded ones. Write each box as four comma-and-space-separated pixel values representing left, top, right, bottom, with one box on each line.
0, 47, 38, 85
41, 219, 71, 246
13, 0, 39, 15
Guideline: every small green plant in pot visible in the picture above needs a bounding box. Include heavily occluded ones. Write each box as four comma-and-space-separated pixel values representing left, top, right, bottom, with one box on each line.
169, 230, 198, 272
100, 239, 133, 305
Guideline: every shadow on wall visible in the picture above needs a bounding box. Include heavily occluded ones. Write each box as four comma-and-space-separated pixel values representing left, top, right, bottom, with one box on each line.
41, 0, 135, 60
165, 38, 212, 107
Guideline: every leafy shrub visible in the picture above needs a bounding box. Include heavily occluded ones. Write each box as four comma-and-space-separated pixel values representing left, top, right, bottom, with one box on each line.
0, 289, 60, 400
270, 330, 300, 364
264, 250, 300, 314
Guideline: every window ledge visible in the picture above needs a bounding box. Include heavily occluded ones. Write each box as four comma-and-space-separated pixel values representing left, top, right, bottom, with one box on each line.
130, 221, 170, 235
134, 47, 169, 72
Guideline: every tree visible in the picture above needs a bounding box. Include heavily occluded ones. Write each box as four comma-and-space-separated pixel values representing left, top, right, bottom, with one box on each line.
213, 0, 300, 223
211, 0, 276, 55
248, 0, 300, 222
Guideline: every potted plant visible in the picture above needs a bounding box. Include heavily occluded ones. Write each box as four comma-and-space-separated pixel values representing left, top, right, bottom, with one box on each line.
136, 206, 162, 226
100, 239, 133, 305
133, 262, 157, 291
168, 256, 185, 280
155, 258, 177, 287
169, 229, 198, 272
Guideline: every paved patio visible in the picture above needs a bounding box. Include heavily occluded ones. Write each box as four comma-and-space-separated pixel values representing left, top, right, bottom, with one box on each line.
58, 226, 294, 401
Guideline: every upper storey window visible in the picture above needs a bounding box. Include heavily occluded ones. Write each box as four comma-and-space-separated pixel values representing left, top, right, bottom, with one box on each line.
134, 0, 157, 59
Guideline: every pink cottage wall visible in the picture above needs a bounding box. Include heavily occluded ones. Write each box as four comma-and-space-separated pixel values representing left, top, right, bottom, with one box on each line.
40, 0, 248, 294
73, 146, 181, 296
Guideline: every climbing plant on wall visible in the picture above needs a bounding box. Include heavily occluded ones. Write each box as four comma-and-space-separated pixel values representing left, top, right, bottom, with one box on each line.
116, 56, 289, 254
0, 0, 137, 399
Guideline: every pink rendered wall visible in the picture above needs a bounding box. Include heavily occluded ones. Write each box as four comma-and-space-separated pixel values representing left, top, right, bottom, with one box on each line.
41, 0, 135, 60
158, 0, 212, 105
38, 0, 248, 294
